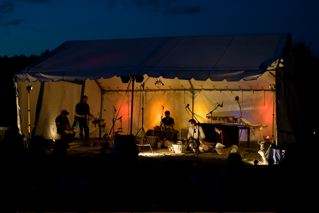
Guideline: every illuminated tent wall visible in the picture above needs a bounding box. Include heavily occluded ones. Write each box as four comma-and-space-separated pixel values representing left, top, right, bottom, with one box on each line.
15, 34, 293, 144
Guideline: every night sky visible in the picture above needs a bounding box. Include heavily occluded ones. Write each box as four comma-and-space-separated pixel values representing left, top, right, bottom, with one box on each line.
1, 0, 318, 56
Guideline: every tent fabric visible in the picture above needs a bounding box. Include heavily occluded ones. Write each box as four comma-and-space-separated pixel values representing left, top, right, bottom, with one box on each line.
35, 82, 81, 139
16, 74, 275, 140
97, 71, 274, 91
18, 34, 287, 81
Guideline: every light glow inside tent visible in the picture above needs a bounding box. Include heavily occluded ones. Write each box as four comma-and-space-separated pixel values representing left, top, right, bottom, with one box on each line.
16, 74, 276, 141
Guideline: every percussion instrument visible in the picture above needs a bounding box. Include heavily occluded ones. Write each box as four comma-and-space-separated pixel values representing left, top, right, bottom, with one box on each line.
146, 126, 178, 142
145, 135, 159, 148
172, 143, 183, 154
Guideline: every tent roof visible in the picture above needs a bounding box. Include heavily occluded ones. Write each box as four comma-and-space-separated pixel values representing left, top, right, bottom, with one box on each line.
17, 34, 288, 81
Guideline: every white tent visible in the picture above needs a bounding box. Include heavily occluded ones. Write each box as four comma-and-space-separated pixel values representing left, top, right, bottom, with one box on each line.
15, 34, 293, 144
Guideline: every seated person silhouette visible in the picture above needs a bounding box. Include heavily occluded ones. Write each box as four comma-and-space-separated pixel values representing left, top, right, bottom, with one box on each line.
160, 110, 177, 143
160, 110, 175, 129
187, 118, 207, 153
55, 110, 74, 143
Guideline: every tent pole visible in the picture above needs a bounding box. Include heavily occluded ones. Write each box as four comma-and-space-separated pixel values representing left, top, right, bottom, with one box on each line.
26, 84, 33, 140
14, 80, 22, 135
32, 81, 45, 137
191, 91, 195, 118
272, 60, 281, 145
27, 90, 31, 138
99, 92, 104, 138
80, 80, 86, 98
95, 80, 104, 140
188, 80, 195, 118
130, 76, 135, 135
272, 86, 276, 145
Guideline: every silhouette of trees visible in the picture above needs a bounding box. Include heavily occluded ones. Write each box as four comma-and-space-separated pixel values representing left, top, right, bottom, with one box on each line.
290, 43, 319, 143
0, 50, 51, 126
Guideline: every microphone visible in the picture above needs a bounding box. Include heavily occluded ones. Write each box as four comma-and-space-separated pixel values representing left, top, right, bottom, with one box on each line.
235, 96, 242, 119
235, 96, 240, 102
185, 104, 190, 108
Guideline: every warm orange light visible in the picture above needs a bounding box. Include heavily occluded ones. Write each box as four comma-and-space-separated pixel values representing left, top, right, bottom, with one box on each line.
194, 102, 209, 123
49, 123, 58, 141
257, 92, 275, 137
148, 100, 166, 128
112, 99, 130, 132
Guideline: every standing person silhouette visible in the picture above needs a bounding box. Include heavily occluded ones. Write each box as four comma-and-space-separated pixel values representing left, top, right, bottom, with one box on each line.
74, 95, 92, 143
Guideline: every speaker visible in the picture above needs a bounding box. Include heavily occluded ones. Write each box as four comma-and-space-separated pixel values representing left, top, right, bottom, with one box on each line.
113, 134, 138, 158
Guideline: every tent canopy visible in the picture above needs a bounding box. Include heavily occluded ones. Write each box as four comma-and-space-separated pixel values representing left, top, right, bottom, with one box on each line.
17, 34, 287, 81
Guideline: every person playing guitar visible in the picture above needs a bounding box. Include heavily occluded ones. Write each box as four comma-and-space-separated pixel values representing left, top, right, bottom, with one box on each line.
187, 118, 206, 155
73, 95, 94, 142
55, 109, 75, 141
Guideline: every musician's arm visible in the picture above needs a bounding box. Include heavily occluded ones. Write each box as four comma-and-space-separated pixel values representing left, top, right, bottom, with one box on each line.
74, 113, 84, 118
187, 128, 192, 139
160, 118, 164, 127
66, 119, 73, 130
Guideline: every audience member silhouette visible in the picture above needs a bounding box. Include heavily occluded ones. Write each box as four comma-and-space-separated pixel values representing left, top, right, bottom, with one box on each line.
0, 126, 25, 159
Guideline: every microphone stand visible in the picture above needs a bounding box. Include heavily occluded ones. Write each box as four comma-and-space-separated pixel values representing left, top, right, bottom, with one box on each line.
108, 106, 121, 140
206, 104, 220, 124
185, 105, 201, 124
136, 83, 146, 137
238, 101, 242, 120
234, 96, 242, 124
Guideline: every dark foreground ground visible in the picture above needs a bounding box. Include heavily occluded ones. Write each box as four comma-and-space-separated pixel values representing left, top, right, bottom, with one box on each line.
0, 144, 316, 212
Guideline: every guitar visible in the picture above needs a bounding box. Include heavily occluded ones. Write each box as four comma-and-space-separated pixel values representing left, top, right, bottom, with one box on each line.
75, 113, 96, 122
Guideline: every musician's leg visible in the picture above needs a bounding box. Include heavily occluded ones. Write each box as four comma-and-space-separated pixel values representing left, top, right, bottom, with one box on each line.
72, 117, 78, 128
184, 140, 188, 150
84, 121, 89, 141
195, 140, 200, 154
79, 119, 84, 140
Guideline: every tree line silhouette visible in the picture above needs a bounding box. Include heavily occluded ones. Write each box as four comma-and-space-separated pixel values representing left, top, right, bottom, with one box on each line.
0, 50, 51, 126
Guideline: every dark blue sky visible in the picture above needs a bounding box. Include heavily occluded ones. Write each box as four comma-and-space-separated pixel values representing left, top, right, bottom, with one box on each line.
1, 0, 318, 56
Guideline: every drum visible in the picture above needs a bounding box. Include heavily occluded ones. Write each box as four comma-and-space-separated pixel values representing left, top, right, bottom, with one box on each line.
172, 143, 183, 154
145, 135, 158, 148
162, 128, 178, 141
